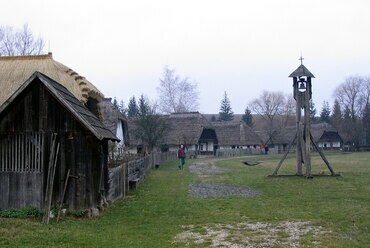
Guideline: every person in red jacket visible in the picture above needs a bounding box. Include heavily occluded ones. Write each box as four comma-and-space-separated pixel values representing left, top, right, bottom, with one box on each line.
177, 144, 186, 170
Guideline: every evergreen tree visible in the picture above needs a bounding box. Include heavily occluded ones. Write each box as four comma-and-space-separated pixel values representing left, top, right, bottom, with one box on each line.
342, 106, 362, 150
331, 99, 342, 128
127, 96, 139, 118
242, 107, 253, 127
138, 94, 151, 117
210, 115, 217, 122
320, 100, 331, 123
218, 91, 234, 121
310, 99, 317, 121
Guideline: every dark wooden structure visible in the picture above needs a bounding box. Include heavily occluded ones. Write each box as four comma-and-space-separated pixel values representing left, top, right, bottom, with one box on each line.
272, 59, 338, 178
0, 72, 118, 210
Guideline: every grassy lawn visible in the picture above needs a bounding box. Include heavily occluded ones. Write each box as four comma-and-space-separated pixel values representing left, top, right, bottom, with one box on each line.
1, 152, 369, 247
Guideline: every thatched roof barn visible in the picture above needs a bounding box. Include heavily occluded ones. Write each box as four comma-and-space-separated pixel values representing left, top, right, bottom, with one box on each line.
0, 53, 103, 106
213, 122, 262, 148
0, 72, 117, 211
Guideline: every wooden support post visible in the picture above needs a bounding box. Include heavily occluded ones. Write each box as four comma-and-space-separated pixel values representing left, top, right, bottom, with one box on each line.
295, 89, 303, 176
43, 134, 59, 224
272, 134, 297, 176
57, 169, 70, 222
310, 133, 336, 175
304, 81, 312, 178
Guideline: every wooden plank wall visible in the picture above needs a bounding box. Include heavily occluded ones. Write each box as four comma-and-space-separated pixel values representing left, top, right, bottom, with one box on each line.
0, 172, 43, 209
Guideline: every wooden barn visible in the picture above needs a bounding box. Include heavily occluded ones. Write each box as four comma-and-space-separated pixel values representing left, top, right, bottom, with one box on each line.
0, 72, 118, 211
0, 55, 118, 211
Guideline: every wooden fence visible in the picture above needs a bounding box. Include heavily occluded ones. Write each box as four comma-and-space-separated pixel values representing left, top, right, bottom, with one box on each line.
108, 149, 270, 202
215, 148, 261, 157
108, 151, 178, 202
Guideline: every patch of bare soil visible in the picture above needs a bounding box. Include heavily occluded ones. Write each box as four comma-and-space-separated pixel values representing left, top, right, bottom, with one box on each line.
173, 221, 328, 248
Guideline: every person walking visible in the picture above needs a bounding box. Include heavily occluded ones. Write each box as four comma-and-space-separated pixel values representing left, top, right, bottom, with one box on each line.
177, 145, 186, 170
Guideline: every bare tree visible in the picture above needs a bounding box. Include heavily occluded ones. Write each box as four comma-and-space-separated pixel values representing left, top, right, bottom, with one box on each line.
250, 90, 286, 125
249, 91, 291, 143
0, 26, 16, 56
157, 66, 199, 114
0, 24, 44, 56
132, 95, 168, 153
333, 76, 369, 120
333, 76, 370, 150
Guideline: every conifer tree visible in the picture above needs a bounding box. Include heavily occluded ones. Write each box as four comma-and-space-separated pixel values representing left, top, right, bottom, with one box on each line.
320, 100, 331, 123
331, 99, 342, 128
242, 107, 253, 127
218, 91, 234, 121
138, 94, 151, 117
127, 96, 139, 118
310, 99, 317, 121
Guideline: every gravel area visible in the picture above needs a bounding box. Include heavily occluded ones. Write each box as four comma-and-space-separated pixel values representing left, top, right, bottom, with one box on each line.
189, 183, 261, 198
188, 160, 261, 198
189, 162, 226, 174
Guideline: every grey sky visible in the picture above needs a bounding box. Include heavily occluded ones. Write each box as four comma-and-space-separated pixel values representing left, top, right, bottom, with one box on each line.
1, 0, 370, 113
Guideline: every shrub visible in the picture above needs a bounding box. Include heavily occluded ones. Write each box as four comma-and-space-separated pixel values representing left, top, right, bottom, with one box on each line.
0, 207, 42, 218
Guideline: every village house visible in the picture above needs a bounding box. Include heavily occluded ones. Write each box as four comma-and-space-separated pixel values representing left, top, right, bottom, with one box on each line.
256, 122, 343, 153
0, 54, 119, 211
126, 112, 218, 155
311, 122, 343, 150
163, 112, 218, 155
213, 122, 262, 151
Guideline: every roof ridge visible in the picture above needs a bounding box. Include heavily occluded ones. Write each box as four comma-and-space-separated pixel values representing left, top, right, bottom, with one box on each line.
0, 53, 53, 61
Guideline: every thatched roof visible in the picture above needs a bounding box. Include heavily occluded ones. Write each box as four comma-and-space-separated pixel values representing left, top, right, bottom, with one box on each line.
0, 72, 118, 141
163, 112, 213, 145
257, 122, 341, 146
0, 53, 104, 106
203, 114, 297, 131
310, 122, 341, 143
213, 122, 262, 146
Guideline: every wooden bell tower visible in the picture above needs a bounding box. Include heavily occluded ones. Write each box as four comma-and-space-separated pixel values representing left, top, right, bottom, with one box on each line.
272, 57, 338, 178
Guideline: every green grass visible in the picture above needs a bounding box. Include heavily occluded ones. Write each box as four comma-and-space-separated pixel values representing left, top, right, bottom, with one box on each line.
0, 152, 369, 247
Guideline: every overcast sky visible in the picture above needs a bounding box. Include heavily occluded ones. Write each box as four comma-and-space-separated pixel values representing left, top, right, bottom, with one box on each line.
1, 0, 370, 114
